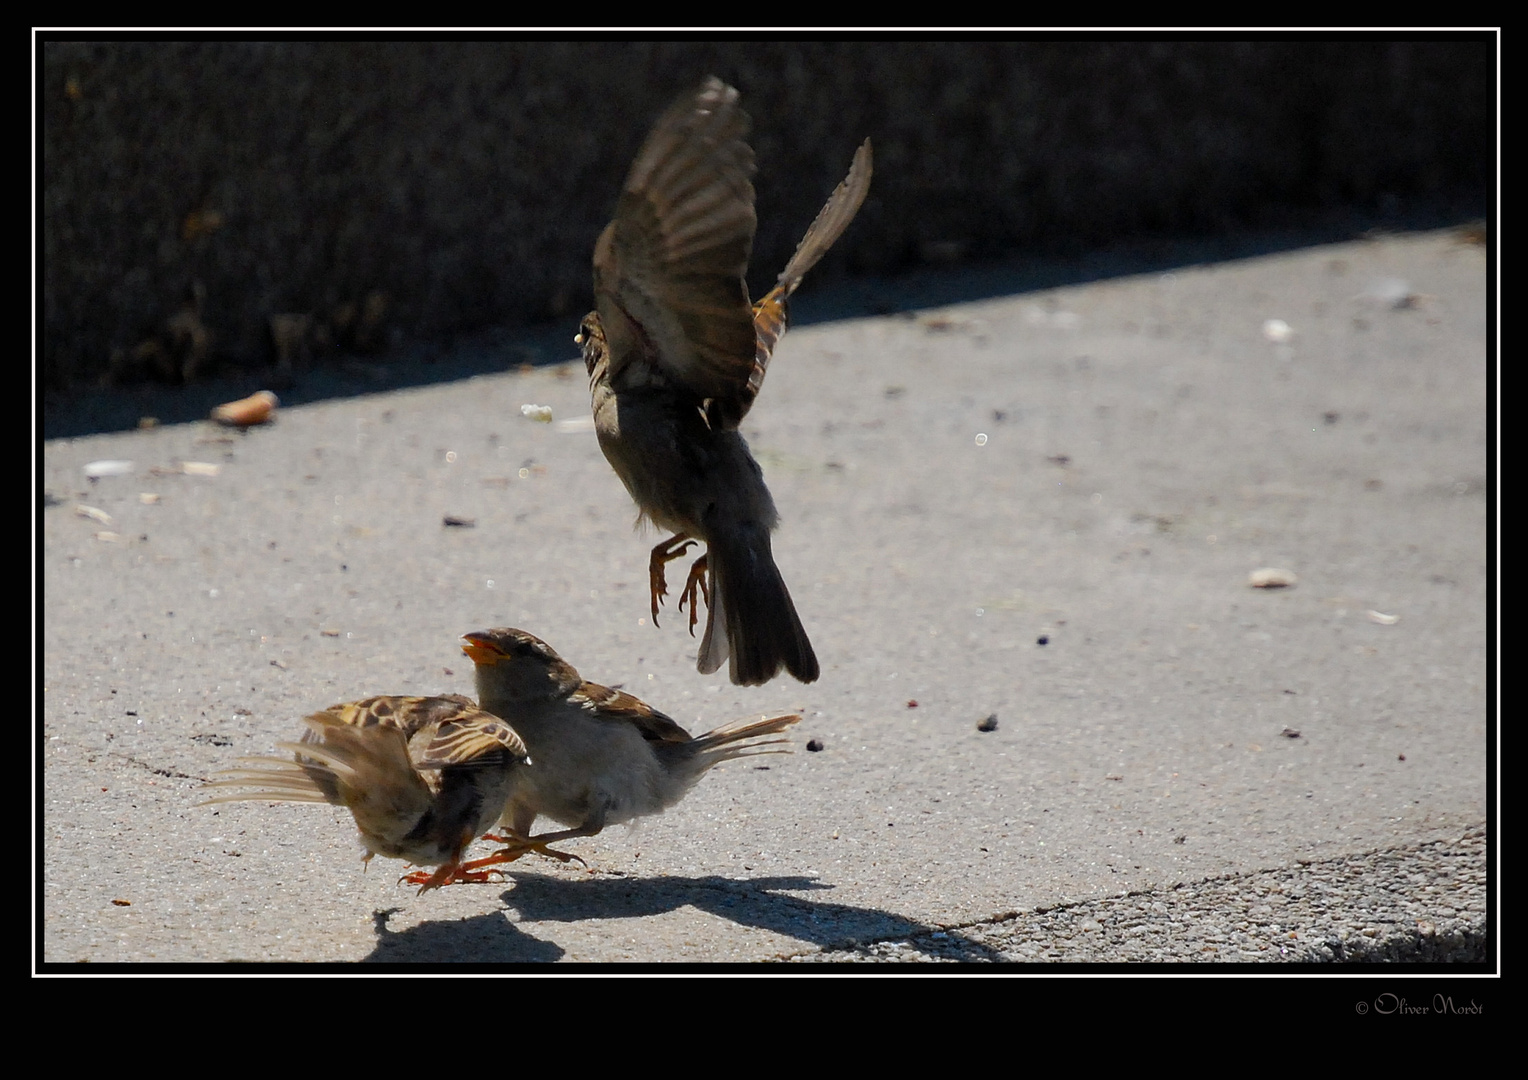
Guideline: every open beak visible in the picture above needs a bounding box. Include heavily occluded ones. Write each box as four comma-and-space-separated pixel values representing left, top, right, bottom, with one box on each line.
460, 635, 503, 665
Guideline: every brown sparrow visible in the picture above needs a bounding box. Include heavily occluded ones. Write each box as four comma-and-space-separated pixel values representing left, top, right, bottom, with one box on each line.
201, 695, 554, 894
456, 627, 800, 870
577, 76, 872, 685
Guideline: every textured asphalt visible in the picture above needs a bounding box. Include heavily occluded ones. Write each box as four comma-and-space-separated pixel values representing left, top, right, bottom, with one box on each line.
39, 228, 1489, 965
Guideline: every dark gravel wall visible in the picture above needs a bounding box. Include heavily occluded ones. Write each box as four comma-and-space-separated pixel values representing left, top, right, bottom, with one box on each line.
40, 39, 1493, 391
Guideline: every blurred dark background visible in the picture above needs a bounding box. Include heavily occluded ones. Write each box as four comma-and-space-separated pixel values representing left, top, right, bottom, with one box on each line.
40, 39, 1492, 435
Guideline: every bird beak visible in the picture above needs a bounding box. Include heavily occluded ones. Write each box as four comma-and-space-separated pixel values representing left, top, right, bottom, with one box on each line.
460, 636, 503, 665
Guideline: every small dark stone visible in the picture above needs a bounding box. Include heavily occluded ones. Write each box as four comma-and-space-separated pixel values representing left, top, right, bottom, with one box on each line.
977, 714, 998, 732
806, 739, 824, 752
1037, 634, 1049, 645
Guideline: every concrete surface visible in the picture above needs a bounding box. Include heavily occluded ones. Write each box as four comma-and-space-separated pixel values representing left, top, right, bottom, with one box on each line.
39, 227, 1490, 964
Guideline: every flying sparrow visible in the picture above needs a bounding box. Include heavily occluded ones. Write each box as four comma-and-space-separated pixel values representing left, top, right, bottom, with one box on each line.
455, 627, 800, 870
200, 694, 561, 894
577, 76, 872, 685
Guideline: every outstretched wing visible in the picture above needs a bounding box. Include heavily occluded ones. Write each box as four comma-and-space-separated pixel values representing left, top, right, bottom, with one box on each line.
712, 138, 873, 429
593, 77, 759, 403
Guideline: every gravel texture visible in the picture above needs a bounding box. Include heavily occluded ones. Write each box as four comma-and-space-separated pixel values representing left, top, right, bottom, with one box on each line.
784, 827, 1487, 963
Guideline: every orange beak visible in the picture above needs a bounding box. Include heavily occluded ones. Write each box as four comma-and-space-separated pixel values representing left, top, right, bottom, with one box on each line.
460, 635, 504, 665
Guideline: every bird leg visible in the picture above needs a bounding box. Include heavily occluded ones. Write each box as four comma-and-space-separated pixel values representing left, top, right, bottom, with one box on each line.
398, 826, 535, 893
678, 553, 710, 637
399, 839, 586, 893
456, 817, 608, 875
648, 533, 697, 626
453, 830, 589, 874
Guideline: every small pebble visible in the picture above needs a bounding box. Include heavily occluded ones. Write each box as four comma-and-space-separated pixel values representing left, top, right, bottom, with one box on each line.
1262, 318, 1294, 343
211, 390, 278, 427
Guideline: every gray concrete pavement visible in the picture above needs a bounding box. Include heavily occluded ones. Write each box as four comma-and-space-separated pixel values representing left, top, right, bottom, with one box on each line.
40, 228, 1489, 964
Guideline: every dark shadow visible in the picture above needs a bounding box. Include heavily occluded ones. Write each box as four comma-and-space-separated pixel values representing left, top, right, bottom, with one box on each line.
40, 320, 576, 442
362, 904, 565, 964
803, 197, 1485, 329
40, 198, 1484, 442
356, 870, 1006, 964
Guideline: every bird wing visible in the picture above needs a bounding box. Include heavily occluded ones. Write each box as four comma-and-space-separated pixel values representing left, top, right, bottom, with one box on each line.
318, 694, 473, 738
570, 680, 694, 745
714, 138, 874, 429
593, 77, 758, 404
415, 709, 529, 769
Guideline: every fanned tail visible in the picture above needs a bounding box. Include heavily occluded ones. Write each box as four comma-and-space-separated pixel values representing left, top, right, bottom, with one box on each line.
198, 711, 434, 847
690, 712, 801, 756
699, 525, 818, 686
661, 714, 802, 782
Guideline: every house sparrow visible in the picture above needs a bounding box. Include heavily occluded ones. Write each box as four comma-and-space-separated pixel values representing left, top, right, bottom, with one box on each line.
577, 76, 872, 685
455, 627, 799, 870
200, 694, 558, 894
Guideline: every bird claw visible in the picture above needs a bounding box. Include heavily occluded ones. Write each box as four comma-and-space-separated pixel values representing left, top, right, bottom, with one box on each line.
648, 535, 698, 626
678, 554, 710, 637
399, 838, 584, 894
399, 863, 506, 896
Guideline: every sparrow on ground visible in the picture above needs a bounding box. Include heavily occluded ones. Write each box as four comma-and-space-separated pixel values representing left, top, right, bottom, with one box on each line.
200, 694, 564, 894
577, 76, 871, 685
455, 627, 799, 871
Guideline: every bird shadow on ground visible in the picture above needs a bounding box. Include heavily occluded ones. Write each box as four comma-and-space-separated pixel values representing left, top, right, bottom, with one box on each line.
361, 870, 1005, 963
365, 905, 566, 964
